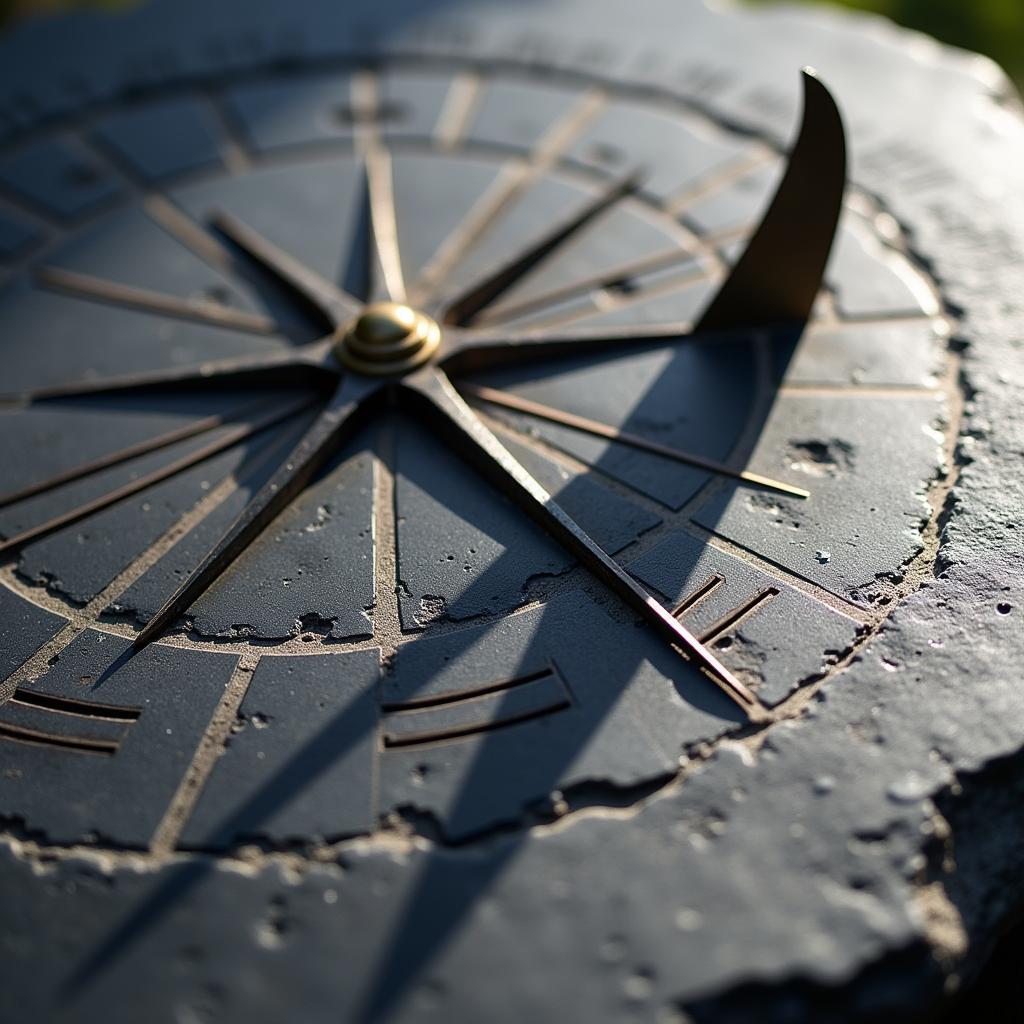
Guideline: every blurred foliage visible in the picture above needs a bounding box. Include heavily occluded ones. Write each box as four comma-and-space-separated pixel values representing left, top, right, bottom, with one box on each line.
748, 0, 1024, 88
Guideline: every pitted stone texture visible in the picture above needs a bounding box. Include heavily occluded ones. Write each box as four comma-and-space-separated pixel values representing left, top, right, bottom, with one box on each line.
0, 587, 67, 684
693, 393, 947, 603
180, 650, 381, 848
380, 587, 740, 841
471, 340, 756, 511
0, 0, 1020, 1021
628, 531, 861, 706
111, 422, 376, 641
393, 414, 571, 628
0, 629, 234, 845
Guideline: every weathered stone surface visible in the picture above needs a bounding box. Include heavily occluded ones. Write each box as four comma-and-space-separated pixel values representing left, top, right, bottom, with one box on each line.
0, 630, 234, 845
0, 0, 1020, 1021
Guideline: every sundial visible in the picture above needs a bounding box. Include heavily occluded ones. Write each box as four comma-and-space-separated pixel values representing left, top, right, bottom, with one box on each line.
0, 0, 1022, 1020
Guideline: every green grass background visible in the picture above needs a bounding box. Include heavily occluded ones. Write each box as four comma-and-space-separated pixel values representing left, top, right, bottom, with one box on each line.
1, 0, 1022, 89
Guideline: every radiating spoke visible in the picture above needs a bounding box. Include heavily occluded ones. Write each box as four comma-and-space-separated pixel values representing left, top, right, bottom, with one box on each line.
0, 395, 316, 556
441, 321, 709, 373
358, 146, 406, 303
343, 148, 407, 304
400, 366, 759, 712
132, 374, 382, 649
695, 69, 846, 331
0, 397, 292, 508
13, 341, 335, 402
441, 71, 844, 374
209, 210, 361, 327
441, 169, 644, 327
473, 247, 707, 328
461, 383, 809, 499
34, 266, 282, 336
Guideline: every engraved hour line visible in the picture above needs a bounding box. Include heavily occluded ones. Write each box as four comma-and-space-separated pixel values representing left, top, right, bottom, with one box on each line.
352, 70, 407, 303
0, 461, 247, 703
7, 688, 140, 720
672, 574, 725, 616
0, 722, 120, 756
405, 367, 757, 708
368, 420, 404, 653
665, 149, 778, 214
480, 381, 869, 631
485, 258, 713, 332
380, 664, 572, 749
0, 396, 316, 556
147, 184, 356, 330
0, 395, 290, 508
149, 650, 260, 855
698, 586, 780, 646
199, 86, 253, 175
4, 71, 846, 715
670, 575, 783, 646
481, 399, 869, 627
144, 193, 248, 278
0, 688, 141, 757
34, 265, 282, 336
407, 85, 608, 305
380, 664, 563, 713
381, 701, 572, 750
441, 168, 646, 326
434, 70, 483, 150
428, 103, 819, 330
460, 383, 810, 499
473, 246, 710, 327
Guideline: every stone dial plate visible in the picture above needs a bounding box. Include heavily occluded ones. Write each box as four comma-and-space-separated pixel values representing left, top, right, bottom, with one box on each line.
0, 2, 1019, 1022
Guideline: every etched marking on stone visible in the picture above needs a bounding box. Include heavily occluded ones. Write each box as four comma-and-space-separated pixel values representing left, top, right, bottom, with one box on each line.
434, 70, 482, 150
0, 687, 141, 756
381, 663, 571, 749
672, 573, 780, 648
149, 651, 258, 854
409, 86, 608, 304
200, 87, 253, 175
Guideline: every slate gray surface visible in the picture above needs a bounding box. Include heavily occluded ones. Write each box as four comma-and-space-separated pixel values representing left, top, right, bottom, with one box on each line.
0, 1, 1020, 1022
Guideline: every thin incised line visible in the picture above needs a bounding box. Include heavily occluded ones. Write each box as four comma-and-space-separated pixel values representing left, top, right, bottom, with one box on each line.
149, 651, 260, 855
0, 397, 315, 555
200, 87, 253, 175
665, 148, 777, 214
409, 86, 607, 306
699, 587, 780, 645
474, 246, 705, 327
671, 574, 726, 618
434, 70, 482, 150
461, 384, 809, 499
0, 396, 282, 509
34, 265, 280, 335
353, 70, 407, 303
485, 259, 714, 332
145, 194, 239, 275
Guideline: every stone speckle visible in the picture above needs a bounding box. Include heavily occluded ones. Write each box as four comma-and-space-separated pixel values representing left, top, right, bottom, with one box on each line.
0, 0, 1021, 1020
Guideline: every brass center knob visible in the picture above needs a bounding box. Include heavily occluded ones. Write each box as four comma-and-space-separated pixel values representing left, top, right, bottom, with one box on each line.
335, 301, 441, 376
